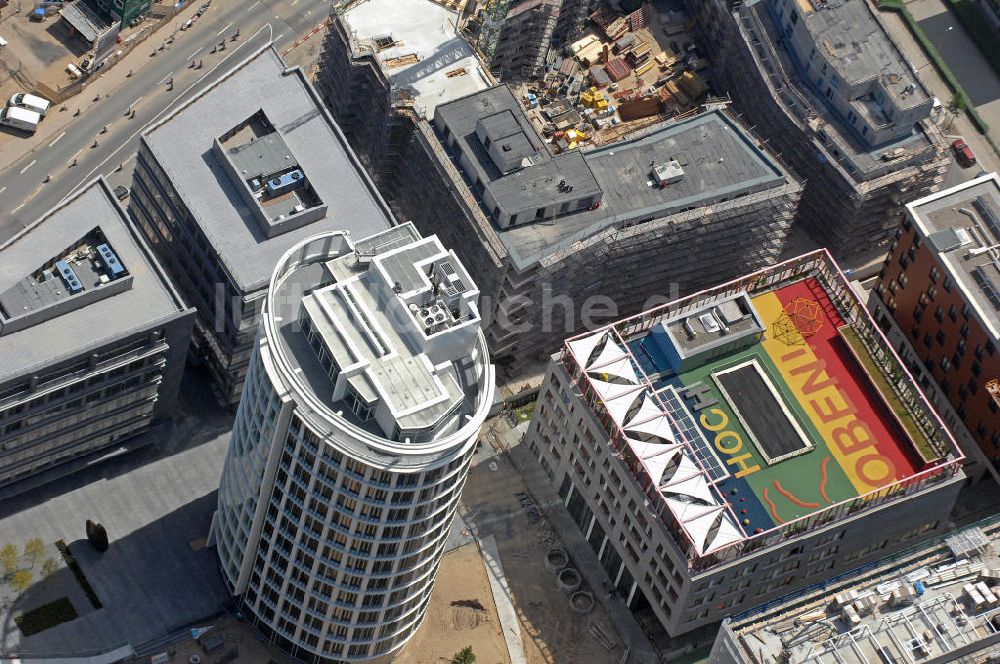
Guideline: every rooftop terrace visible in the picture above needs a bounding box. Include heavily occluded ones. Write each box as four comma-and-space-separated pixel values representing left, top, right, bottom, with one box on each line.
340, 0, 492, 117
434, 85, 792, 269
723, 519, 1000, 664
907, 173, 1000, 341
141, 45, 393, 292
561, 251, 961, 570
267, 224, 487, 446
0, 178, 187, 383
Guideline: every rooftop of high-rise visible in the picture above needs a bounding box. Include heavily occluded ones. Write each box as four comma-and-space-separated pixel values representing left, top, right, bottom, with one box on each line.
337, 0, 493, 117
261, 224, 493, 461
140, 45, 394, 292
0, 177, 188, 386
557, 250, 961, 570
905, 173, 1000, 340
434, 85, 797, 269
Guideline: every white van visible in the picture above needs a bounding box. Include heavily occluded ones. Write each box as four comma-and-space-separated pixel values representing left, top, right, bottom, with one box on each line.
0, 106, 41, 133
9, 92, 50, 118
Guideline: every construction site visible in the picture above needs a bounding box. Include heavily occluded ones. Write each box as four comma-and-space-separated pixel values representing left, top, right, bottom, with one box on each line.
682, 0, 951, 260
476, 1, 721, 149
712, 519, 1000, 664
319, 0, 803, 378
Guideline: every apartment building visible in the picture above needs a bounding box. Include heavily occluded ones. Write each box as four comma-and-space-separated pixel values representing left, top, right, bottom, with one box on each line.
871, 173, 1000, 482
0, 177, 192, 487
129, 45, 395, 404
211, 224, 494, 662
522, 250, 965, 640
688, 0, 949, 258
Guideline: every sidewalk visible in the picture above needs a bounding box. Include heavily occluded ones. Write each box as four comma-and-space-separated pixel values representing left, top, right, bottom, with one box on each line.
879, 3, 1000, 174
501, 425, 662, 664
0, 8, 193, 176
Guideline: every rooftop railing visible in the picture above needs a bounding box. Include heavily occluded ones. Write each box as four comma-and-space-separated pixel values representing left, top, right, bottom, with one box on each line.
561, 249, 964, 573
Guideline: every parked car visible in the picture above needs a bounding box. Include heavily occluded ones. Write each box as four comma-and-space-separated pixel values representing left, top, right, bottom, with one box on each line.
113, 185, 130, 201
951, 139, 977, 168
9, 92, 50, 118
0, 106, 41, 133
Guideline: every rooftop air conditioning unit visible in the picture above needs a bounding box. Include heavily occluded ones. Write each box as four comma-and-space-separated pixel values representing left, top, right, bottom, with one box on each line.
653, 160, 684, 187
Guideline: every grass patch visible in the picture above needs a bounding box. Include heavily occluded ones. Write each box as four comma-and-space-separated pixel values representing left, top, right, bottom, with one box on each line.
512, 400, 536, 422
838, 325, 940, 463
14, 597, 78, 637
54, 540, 102, 609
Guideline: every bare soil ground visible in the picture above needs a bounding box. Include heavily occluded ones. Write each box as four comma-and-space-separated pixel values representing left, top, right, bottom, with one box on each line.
459, 443, 625, 664
401, 542, 511, 664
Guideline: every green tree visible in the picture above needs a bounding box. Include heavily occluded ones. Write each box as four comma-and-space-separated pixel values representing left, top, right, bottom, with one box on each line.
0, 544, 18, 575
24, 538, 45, 568
11, 570, 32, 594
451, 646, 476, 664
945, 93, 967, 130
40, 558, 58, 582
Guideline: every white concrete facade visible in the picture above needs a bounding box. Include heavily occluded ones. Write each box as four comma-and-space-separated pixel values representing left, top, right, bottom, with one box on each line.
212, 228, 494, 663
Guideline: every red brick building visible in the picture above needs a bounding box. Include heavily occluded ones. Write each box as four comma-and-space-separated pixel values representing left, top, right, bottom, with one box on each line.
871, 174, 1000, 481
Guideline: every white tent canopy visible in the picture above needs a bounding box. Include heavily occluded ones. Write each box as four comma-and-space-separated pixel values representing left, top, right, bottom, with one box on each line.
567, 331, 607, 368
637, 446, 683, 485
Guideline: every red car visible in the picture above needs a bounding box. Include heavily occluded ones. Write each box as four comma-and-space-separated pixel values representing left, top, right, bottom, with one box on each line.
951, 139, 977, 168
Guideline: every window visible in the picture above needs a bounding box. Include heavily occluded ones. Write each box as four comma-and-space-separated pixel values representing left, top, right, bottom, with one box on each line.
929, 266, 938, 283
949, 304, 958, 322
943, 275, 953, 292
935, 306, 944, 323
940, 356, 951, 371
535, 207, 546, 219
790, 9, 799, 23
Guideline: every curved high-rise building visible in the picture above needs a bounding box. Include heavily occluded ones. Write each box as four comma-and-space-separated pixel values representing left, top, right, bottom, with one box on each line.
211, 223, 494, 663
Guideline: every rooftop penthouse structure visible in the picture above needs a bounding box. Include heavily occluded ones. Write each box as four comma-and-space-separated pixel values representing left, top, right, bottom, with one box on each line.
0, 178, 192, 487
522, 250, 964, 640
318, 17, 802, 373
711, 520, 1000, 664
428, 85, 800, 366
212, 224, 493, 662
130, 45, 394, 404
687, 0, 949, 258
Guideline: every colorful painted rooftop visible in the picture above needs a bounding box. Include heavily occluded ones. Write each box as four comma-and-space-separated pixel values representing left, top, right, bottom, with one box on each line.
562, 252, 963, 567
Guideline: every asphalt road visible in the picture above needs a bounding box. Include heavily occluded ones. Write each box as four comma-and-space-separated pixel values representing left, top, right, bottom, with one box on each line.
0, 0, 330, 238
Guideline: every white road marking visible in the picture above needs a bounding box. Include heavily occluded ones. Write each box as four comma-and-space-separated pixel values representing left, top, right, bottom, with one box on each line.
218, 22, 234, 35
0, 186, 7, 195
275, 31, 284, 41
247, 0, 261, 10
158, 71, 174, 85
187, 46, 203, 60
68, 24, 274, 199
19, 160, 36, 175
130, 96, 143, 109
48, 131, 67, 147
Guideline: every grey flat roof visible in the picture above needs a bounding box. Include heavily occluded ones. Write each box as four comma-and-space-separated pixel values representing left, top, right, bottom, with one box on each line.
909, 174, 1000, 340
142, 46, 394, 293
435, 86, 793, 270
799, 0, 928, 107
0, 178, 188, 383
745, 1, 937, 176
